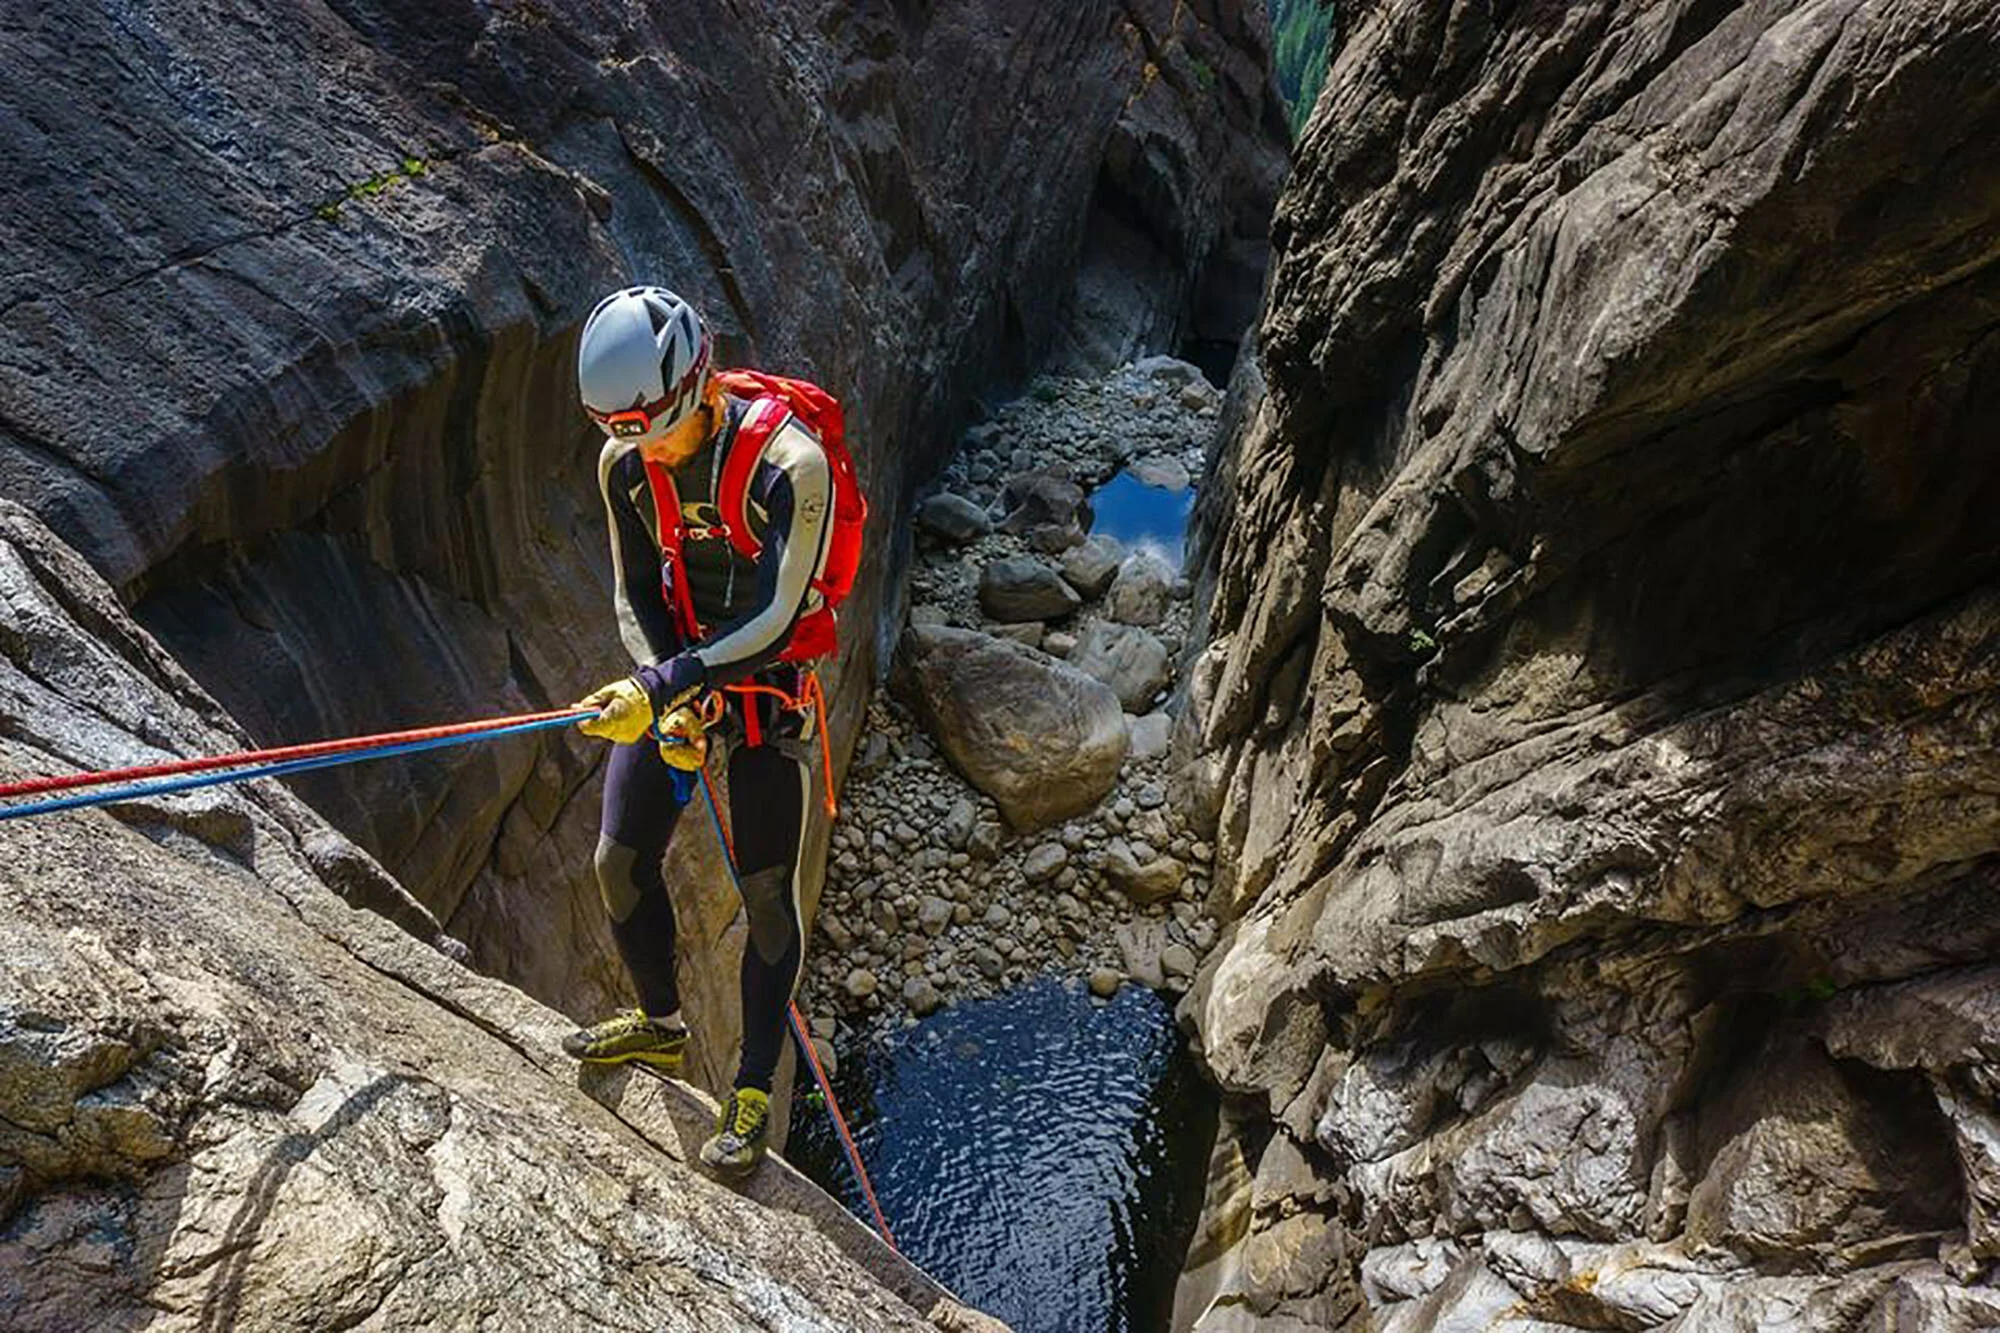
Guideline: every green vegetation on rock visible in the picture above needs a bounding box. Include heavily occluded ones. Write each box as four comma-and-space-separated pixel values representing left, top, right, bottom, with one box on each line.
1267, 0, 1335, 138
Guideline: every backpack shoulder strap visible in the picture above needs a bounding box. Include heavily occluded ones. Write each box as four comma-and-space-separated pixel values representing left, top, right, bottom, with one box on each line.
716, 395, 792, 563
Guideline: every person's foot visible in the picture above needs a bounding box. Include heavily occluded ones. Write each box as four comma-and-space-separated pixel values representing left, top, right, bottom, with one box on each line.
561, 1009, 690, 1073
700, 1086, 771, 1176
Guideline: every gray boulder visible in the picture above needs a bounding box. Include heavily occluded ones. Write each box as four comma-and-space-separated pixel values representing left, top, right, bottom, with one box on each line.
1070, 620, 1171, 712
895, 625, 1127, 832
978, 557, 1082, 623
1061, 534, 1126, 600
997, 473, 1086, 536
916, 493, 992, 544
1106, 552, 1174, 627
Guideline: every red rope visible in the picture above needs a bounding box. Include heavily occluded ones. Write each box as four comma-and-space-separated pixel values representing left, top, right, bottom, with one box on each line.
696, 765, 894, 1251
0, 706, 596, 800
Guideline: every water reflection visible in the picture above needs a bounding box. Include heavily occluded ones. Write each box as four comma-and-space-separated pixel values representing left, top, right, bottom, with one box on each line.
1086, 470, 1197, 572
788, 978, 1218, 1332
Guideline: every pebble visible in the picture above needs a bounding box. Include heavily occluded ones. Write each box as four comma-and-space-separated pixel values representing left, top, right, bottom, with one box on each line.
844, 968, 879, 999
917, 895, 953, 937
904, 977, 944, 1015
1023, 843, 1069, 882
1088, 967, 1123, 998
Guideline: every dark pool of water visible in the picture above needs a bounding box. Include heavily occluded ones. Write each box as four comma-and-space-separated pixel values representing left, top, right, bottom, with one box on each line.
1086, 470, 1197, 572
788, 977, 1217, 1333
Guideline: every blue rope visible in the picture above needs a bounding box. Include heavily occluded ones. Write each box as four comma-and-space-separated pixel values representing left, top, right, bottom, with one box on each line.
0, 714, 582, 822
694, 770, 890, 1241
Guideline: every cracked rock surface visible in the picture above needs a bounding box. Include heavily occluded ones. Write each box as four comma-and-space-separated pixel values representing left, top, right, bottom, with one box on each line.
1174, 1, 2000, 1329
0, 499, 989, 1327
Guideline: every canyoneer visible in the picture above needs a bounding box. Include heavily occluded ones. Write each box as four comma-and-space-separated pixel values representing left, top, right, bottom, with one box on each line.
566, 285, 864, 1175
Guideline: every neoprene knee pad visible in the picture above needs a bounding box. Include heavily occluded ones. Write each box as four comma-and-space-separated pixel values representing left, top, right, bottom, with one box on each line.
593, 836, 643, 924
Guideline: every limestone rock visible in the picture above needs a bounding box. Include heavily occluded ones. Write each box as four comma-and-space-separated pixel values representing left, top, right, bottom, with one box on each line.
1126, 711, 1173, 763
1177, 0, 2000, 1323
895, 626, 1127, 832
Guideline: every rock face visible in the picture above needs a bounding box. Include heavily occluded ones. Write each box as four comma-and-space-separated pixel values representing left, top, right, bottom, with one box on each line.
895, 625, 1127, 832
1176, 2, 2000, 1329
0, 0, 1286, 1044
0, 502, 974, 1330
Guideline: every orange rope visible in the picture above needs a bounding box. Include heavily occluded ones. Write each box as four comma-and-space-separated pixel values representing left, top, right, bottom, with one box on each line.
710, 670, 838, 817
696, 765, 895, 1249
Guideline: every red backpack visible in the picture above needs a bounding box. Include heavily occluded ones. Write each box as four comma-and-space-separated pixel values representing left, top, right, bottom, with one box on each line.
643, 369, 867, 663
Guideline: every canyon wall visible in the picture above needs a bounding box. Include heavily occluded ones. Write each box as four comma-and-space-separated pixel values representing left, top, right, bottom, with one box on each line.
0, 0, 1287, 1064
1176, 1, 2000, 1327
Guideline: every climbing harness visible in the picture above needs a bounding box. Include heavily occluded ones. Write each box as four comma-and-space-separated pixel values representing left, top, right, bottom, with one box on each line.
694, 763, 895, 1250
692, 671, 840, 818
0, 708, 592, 822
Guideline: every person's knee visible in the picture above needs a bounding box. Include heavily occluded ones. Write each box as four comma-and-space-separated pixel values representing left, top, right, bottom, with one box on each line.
593, 836, 644, 924
737, 865, 801, 967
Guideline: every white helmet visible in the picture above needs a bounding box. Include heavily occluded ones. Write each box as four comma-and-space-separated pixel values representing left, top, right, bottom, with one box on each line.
577, 286, 713, 443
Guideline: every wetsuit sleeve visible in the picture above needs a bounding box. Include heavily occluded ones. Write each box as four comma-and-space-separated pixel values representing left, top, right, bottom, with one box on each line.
597, 439, 681, 667
691, 417, 832, 685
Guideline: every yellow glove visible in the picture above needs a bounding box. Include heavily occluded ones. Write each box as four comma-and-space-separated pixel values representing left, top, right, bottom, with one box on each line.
656, 704, 708, 772
576, 677, 653, 745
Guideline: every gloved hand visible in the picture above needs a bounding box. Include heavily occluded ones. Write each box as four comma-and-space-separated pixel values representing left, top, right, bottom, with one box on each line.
576, 677, 654, 745
656, 704, 708, 772
634, 651, 707, 716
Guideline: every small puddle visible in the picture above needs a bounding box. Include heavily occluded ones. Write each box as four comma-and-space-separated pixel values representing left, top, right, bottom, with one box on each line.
1086, 468, 1198, 572
788, 977, 1217, 1332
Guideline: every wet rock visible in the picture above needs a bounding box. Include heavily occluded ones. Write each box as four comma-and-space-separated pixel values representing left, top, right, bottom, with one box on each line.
916, 493, 991, 544
977, 557, 1082, 623
1068, 621, 1171, 712
895, 626, 1126, 832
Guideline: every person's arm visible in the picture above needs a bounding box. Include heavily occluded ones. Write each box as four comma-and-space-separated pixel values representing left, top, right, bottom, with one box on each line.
597, 439, 682, 667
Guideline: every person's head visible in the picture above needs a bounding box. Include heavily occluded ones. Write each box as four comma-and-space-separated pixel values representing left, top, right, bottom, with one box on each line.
576, 286, 718, 465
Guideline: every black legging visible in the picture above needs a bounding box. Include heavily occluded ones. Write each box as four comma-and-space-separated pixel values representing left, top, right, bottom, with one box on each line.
595, 688, 809, 1092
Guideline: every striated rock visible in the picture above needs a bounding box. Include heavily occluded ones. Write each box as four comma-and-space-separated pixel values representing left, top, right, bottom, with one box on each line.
1070, 620, 1173, 713
1176, 0, 2000, 1325
917, 494, 992, 544
1116, 919, 1171, 990
978, 557, 1082, 623
895, 626, 1126, 832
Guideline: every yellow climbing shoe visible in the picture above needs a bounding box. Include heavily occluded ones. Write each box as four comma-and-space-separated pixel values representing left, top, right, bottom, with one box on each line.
561, 1009, 689, 1072
700, 1086, 771, 1176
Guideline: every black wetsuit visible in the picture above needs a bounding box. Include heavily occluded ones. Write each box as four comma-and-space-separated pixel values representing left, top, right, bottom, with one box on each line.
593, 396, 833, 1092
